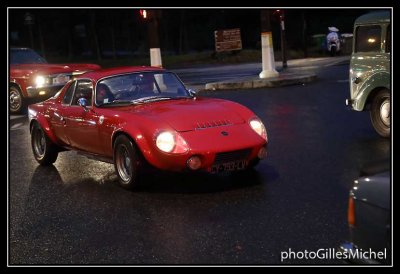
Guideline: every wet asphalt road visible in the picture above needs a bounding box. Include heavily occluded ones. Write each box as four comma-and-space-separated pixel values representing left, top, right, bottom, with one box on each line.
9, 63, 390, 265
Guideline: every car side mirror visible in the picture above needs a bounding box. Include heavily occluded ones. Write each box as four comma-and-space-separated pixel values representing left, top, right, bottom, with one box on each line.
78, 97, 89, 111
188, 88, 197, 97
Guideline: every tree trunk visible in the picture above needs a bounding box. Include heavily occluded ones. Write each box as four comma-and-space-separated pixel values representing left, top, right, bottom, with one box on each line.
179, 10, 185, 54
107, 13, 117, 59
302, 11, 308, 58
37, 16, 46, 59
90, 11, 102, 61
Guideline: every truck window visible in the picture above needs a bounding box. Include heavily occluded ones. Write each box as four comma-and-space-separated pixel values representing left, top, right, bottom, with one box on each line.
355, 25, 381, 53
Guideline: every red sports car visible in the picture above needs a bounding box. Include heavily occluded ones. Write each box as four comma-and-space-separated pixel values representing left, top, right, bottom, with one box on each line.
28, 66, 268, 189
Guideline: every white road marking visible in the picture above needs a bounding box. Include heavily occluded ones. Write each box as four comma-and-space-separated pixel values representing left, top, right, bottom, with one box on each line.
9, 115, 25, 120
10, 122, 24, 130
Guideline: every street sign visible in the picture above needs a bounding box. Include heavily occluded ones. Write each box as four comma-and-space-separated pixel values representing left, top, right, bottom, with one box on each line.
214, 28, 242, 52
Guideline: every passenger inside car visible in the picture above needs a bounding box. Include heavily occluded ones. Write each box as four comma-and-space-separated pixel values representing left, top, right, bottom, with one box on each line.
73, 81, 93, 106
131, 74, 155, 95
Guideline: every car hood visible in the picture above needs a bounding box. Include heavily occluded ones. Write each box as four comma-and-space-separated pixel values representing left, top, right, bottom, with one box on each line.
115, 97, 247, 132
11, 63, 100, 76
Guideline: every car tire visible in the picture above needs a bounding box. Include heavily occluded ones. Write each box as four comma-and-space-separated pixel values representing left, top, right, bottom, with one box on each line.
113, 135, 142, 190
10, 86, 24, 114
31, 122, 59, 165
330, 46, 336, 57
370, 89, 390, 138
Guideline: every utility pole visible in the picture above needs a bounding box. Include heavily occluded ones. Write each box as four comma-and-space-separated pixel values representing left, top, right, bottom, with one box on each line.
278, 10, 287, 69
141, 9, 162, 67
259, 10, 279, 79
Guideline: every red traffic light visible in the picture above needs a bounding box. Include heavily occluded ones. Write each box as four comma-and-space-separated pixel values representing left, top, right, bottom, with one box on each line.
272, 9, 285, 21
140, 9, 147, 19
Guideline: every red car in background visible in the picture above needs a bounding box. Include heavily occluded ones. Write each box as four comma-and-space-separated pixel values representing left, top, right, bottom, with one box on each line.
9, 47, 101, 113
28, 66, 268, 190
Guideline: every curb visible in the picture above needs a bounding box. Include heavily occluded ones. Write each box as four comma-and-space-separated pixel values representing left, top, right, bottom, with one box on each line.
204, 73, 317, 91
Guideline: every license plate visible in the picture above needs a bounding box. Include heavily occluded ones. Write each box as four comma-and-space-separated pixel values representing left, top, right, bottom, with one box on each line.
210, 160, 248, 173
53, 75, 70, 84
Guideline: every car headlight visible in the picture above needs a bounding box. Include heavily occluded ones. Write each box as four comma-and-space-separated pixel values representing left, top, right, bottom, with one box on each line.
249, 117, 267, 141
155, 131, 189, 154
35, 75, 46, 87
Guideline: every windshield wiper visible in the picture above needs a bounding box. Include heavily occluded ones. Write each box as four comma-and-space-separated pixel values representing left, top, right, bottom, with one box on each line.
97, 99, 134, 107
131, 96, 173, 104
98, 96, 189, 107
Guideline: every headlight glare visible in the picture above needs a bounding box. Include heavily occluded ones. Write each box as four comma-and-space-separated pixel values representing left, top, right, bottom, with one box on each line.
155, 131, 189, 154
35, 76, 46, 87
249, 118, 267, 140
156, 131, 175, 153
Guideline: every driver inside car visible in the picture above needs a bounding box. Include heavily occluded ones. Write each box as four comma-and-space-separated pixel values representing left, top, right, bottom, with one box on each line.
96, 83, 114, 104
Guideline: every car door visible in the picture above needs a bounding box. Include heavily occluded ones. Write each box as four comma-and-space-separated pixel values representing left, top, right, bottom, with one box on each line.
48, 81, 76, 146
62, 79, 103, 154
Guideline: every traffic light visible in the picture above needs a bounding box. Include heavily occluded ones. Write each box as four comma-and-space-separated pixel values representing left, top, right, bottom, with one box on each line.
140, 9, 147, 19
273, 9, 285, 21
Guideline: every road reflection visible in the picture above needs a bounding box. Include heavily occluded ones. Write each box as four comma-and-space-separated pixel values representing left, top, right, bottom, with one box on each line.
30, 155, 279, 194
11, 163, 280, 264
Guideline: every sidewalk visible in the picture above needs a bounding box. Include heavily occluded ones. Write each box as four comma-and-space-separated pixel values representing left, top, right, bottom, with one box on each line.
199, 55, 349, 91
204, 70, 317, 91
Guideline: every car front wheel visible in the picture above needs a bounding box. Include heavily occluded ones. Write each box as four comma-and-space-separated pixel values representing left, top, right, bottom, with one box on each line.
10, 86, 24, 114
31, 122, 59, 165
370, 89, 390, 138
113, 135, 142, 190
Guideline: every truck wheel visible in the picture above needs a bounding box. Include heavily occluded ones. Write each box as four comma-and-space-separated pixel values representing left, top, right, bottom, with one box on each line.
31, 122, 59, 165
370, 89, 390, 138
113, 135, 142, 190
10, 86, 24, 114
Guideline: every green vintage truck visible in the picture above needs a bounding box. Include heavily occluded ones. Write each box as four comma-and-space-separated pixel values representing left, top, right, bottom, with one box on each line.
346, 11, 391, 138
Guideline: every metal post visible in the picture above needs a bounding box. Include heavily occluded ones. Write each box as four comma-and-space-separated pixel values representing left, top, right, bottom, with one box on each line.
259, 10, 279, 79
147, 10, 162, 67
280, 12, 287, 69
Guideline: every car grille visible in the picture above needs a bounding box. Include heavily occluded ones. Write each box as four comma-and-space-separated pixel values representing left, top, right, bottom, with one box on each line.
195, 119, 232, 130
213, 149, 251, 164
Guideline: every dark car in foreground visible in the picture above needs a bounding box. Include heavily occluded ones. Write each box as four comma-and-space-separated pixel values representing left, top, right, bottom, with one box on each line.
340, 160, 391, 264
9, 47, 101, 113
28, 66, 268, 190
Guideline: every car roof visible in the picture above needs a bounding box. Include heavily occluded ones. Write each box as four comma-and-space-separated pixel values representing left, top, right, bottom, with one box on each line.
77, 66, 165, 81
355, 10, 390, 25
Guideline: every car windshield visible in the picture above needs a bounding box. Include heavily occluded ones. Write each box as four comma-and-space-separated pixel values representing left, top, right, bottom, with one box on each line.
10, 48, 47, 65
96, 71, 190, 106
